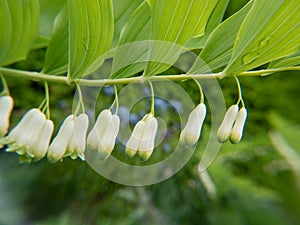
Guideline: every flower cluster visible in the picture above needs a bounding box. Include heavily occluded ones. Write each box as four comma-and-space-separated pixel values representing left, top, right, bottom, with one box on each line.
47, 113, 89, 163
217, 105, 247, 144
1, 80, 248, 164
0, 95, 91, 162
1, 108, 54, 162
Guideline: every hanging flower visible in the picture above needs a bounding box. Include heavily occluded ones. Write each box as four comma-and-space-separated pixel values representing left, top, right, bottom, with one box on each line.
179, 103, 206, 146
230, 107, 247, 144
27, 120, 54, 161
125, 119, 145, 158
126, 114, 158, 161
67, 113, 89, 160
217, 105, 239, 143
138, 114, 158, 161
0, 96, 14, 140
47, 115, 75, 163
0, 108, 53, 162
87, 110, 120, 160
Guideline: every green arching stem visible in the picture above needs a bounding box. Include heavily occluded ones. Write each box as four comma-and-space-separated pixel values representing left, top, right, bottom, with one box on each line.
109, 85, 119, 114
0, 74, 10, 96
75, 82, 85, 114
113, 85, 119, 114
234, 76, 245, 108
44, 82, 51, 119
0, 66, 299, 87
192, 78, 204, 104
38, 99, 47, 111
148, 81, 155, 116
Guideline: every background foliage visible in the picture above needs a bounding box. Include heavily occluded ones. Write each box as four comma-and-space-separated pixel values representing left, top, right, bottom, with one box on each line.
0, 0, 300, 224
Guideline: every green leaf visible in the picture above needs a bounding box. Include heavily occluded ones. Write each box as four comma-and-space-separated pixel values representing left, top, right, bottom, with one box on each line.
110, 2, 151, 79
188, 1, 252, 74
112, 0, 143, 48
224, 0, 300, 76
0, 0, 40, 66
268, 49, 300, 68
68, 0, 114, 80
43, 5, 68, 75
144, 0, 219, 76
185, 0, 230, 50
39, 0, 67, 38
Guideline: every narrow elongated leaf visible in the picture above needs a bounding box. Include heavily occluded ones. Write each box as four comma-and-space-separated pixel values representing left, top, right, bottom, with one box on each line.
224, 0, 300, 76
39, 0, 67, 38
43, 6, 68, 75
112, 0, 143, 48
268, 49, 300, 68
185, 0, 230, 50
144, 0, 218, 76
68, 0, 114, 79
0, 0, 39, 66
110, 2, 151, 79
188, 2, 252, 74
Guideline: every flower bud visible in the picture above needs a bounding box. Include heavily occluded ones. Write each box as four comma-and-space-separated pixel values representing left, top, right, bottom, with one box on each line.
138, 114, 158, 161
179, 103, 206, 146
125, 120, 145, 158
217, 105, 239, 143
0, 96, 14, 138
230, 107, 247, 144
47, 115, 75, 163
67, 114, 89, 160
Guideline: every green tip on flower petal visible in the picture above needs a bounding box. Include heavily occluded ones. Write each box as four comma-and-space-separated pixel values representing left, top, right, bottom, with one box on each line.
125, 147, 137, 158
138, 150, 153, 161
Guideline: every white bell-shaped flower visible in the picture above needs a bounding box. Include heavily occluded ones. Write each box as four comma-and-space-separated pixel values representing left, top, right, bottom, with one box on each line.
179, 103, 206, 146
230, 107, 247, 144
1, 108, 37, 146
27, 120, 54, 161
217, 105, 239, 143
126, 114, 158, 161
4, 109, 46, 154
97, 114, 120, 159
138, 114, 158, 161
67, 113, 89, 160
47, 115, 75, 163
87, 110, 120, 160
0, 96, 14, 139
125, 120, 145, 158
87, 110, 111, 151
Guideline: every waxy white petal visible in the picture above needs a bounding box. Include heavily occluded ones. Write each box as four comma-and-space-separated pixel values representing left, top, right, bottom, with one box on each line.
138, 115, 158, 161
230, 108, 247, 144
217, 105, 239, 143
87, 110, 112, 151
2, 108, 38, 146
97, 114, 120, 159
68, 114, 89, 160
126, 120, 145, 158
28, 120, 54, 161
0, 96, 14, 137
47, 115, 75, 163
179, 103, 206, 146
5, 109, 46, 153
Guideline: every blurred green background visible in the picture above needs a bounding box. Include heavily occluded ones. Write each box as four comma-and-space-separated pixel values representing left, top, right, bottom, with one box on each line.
1, 1, 300, 225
